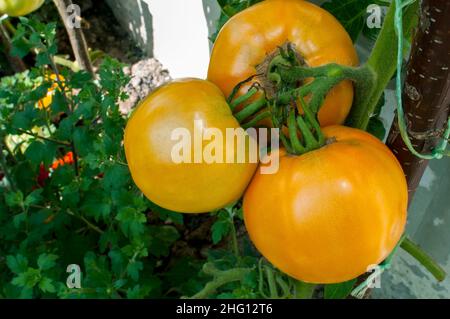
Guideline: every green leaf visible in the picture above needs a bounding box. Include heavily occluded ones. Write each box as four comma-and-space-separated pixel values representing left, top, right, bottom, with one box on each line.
24, 140, 57, 166
115, 207, 147, 238
38, 277, 56, 293
81, 191, 111, 222
6, 254, 29, 274
148, 201, 184, 225
50, 90, 68, 114
99, 230, 119, 253
24, 189, 43, 207
50, 165, 75, 187
324, 279, 357, 299
148, 225, 180, 257
37, 253, 58, 271
322, 0, 372, 42
367, 117, 386, 141
5, 191, 23, 207
108, 249, 125, 276
36, 52, 51, 67
73, 126, 93, 157
11, 106, 38, 131
5, 190, 23, 207
83, 252, 112, 287
61, 183, 80, 210
102, 165, 130, 190
12, 268, 41, 288
127, 261, 143, 281
211, 220, 231, 244
13, 212, 27, 228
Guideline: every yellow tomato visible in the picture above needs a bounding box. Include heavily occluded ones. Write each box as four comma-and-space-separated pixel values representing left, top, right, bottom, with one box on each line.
244, 126, 408, 283
124, 79, 258, 213
208, 0, 359, 126
37, 74, 65, 110
0, 0, 44, 17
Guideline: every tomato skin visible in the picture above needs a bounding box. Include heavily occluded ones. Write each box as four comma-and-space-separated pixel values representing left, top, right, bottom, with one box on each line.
208, 0, 359, 126
0, 0, 44, 17
124, 79, 258, 214
243, 126, 408, 284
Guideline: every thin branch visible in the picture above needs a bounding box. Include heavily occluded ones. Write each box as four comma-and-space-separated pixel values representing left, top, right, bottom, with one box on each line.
15, 128, 71, 146
0, 19, 27, 73
52, 0, 94, 75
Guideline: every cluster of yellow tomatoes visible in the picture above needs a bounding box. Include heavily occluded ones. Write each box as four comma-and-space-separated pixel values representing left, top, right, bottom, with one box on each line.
0, 0, 44, 17
124, 0, 408, 284
1, 0, 408, 285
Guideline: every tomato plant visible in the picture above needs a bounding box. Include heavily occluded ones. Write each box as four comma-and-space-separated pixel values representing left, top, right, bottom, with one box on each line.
124, 79, 257, 213
0, 0, 44, 17
0, 0, 448, 302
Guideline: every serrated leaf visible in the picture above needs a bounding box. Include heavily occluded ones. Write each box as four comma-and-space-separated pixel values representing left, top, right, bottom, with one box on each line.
12, 268, 41, 288
115, 207, 147, 238
127, 261, 143, 282
322, 0, 372, 42
99, 230, 119, 253
108, 249, 125, 275
50, 165, 75, 187
13, 212, 27, 228
73, 126, 93, 157
5, 190, 23, 208
24, 140, 56, 166
37, 253, 58, 271
113, 279, 128, 290
6, 254, 29, 274
38, 277, 56, 293
24, 189, 43, 207
102, 165, 130, 190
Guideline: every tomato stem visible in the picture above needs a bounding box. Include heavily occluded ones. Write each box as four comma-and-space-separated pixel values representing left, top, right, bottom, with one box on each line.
241, 110, 271, 129
234, 97, 267, 123
188, 263, 253, 299
400, 237, 447, 282
229, 86, 258, 111
294, 281, 316, 299
347, 0, 419, 130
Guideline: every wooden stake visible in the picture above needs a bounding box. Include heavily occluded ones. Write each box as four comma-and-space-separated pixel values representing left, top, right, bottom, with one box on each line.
52, 0, 94, 75
386, 0, 450, 203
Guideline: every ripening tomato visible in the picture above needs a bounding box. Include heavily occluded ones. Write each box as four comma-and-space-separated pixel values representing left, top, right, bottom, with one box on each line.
243, 126, 408, 284
124, 79, 258, 213
208, 0, 359, 126
0, 0, 44, 17
37, 74, 65, 110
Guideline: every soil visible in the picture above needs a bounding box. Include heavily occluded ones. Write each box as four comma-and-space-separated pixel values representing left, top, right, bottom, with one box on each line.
56, 0, 143, 64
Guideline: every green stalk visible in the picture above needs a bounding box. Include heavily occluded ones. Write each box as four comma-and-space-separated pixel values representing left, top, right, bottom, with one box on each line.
295, 281, 315, 299
234, 97, 267, 123
401, 237, 447, 282
347, 0, 419, 130
188, 263, 252, 299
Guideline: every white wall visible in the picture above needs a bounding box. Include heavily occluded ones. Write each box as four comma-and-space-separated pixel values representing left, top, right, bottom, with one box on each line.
144, 0, 220, 79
